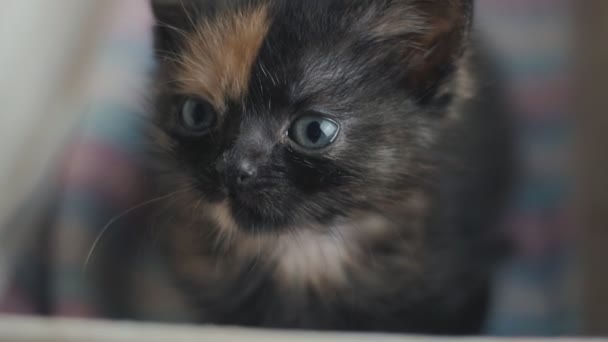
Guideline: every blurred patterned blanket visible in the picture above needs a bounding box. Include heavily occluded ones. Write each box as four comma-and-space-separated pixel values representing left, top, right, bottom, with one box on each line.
0, 0, 578, 335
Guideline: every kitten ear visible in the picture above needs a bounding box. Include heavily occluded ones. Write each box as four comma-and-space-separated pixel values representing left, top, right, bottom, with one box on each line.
372, 0, 474, 100
151, 0, 199, 55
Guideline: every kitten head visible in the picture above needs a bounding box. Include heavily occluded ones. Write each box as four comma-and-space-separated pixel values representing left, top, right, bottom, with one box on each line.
150, 0, 474, 234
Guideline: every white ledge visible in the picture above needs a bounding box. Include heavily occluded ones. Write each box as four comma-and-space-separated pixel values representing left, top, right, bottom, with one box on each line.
0, 315, 598, 342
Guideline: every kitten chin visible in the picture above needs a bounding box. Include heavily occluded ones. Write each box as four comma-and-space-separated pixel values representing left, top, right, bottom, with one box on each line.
141, 0, 514, 334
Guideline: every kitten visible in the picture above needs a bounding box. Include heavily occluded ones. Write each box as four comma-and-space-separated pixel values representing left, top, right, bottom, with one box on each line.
146, 0, 513, 334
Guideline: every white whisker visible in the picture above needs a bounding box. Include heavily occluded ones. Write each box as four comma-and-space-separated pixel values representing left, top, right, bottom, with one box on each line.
82, 186, 194, 272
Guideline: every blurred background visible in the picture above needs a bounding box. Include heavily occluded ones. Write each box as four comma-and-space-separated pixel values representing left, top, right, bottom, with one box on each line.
0, 0, 605, 337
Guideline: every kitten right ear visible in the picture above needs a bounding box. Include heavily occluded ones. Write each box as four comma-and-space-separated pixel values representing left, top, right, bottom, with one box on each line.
151, 0, 198, 55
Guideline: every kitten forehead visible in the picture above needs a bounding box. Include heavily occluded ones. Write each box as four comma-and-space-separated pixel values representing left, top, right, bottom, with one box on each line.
175, 4, 270, 110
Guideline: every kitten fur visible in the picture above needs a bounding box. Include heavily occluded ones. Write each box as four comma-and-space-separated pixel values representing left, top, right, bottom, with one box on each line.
134, 0, 513, 334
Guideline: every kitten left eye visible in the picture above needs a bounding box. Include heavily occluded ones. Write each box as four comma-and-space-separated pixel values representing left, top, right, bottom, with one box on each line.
288, 114, 340, 149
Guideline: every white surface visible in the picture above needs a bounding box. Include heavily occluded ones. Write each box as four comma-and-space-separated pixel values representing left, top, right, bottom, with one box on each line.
0, 315, 599, 342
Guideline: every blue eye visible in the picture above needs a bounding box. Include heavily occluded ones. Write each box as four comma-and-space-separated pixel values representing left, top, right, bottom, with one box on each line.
179, 97, 216, 134
288, 114, 340, 149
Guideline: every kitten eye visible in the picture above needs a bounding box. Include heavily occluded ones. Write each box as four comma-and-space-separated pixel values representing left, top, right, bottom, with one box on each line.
179, 97, 216, 135
288, 114, 340, 149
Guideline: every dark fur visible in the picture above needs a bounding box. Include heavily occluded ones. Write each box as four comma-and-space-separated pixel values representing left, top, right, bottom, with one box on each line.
141, 0, 513, 334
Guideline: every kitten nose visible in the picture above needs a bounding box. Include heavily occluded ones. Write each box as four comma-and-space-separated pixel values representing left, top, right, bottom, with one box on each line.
235, 159, 257, 185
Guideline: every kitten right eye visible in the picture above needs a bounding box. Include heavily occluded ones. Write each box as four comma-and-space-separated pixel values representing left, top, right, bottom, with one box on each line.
177, 97, 217, 136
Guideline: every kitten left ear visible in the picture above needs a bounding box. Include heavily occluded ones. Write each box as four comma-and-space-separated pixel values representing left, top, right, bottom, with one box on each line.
373, 0, 474, 100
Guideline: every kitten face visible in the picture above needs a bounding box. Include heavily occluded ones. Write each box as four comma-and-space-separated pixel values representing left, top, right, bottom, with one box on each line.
152, 0, 472, 233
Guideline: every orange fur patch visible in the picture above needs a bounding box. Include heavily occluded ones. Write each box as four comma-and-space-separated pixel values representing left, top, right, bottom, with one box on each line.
175, 5, 270, 111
